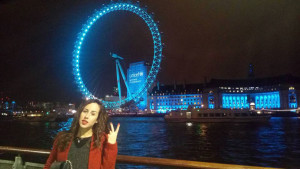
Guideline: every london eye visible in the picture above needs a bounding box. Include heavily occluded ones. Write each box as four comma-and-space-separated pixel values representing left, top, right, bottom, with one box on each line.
72, 2, 163, 109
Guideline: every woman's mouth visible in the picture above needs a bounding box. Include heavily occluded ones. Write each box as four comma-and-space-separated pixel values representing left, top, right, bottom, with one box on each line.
82, 120, 88, 125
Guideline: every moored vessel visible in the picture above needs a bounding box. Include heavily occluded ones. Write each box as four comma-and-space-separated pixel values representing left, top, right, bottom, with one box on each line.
164, 108, 271, 123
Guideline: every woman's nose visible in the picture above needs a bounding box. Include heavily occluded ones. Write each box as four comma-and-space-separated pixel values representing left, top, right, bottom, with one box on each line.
84, 113, 90, 118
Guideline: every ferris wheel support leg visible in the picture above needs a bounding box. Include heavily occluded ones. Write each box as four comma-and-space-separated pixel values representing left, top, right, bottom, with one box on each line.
116, 61, 122, 105
116, 60, 132, 98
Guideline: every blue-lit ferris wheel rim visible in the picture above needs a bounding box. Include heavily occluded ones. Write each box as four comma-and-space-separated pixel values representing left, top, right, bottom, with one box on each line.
72, 2, 162, 108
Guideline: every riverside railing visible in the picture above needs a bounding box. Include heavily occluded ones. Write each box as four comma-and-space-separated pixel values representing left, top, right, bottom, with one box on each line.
0, 146, 282, 169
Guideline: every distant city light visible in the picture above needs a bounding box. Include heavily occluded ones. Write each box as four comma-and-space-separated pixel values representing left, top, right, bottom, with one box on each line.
186, 122, 192, 127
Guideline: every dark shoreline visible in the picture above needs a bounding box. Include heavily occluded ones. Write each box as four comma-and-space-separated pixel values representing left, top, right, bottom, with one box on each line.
270, 111, 300, 117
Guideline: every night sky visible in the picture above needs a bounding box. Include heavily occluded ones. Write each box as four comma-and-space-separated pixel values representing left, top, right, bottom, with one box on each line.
0, 0, 299, 102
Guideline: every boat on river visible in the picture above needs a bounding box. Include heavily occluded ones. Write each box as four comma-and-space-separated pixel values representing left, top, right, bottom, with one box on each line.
164, 108, 271, 123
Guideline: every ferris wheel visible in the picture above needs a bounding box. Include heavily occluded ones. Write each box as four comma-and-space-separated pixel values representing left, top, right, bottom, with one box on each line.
72, 2, 163, 109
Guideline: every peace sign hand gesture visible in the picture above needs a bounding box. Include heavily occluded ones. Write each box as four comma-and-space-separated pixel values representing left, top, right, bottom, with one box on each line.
108, 122, 120, 144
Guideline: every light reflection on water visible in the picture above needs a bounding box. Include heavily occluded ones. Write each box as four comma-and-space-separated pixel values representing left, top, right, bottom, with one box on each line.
0, 117, 299, 168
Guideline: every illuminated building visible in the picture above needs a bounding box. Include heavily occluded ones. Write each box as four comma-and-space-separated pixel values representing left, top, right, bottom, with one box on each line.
206, 74, 300, 110
150, 84, 203, 113
150, 75, 300, 113
0, 97, 16, 110
127, 61, 148, 110
288, 87, 297, 108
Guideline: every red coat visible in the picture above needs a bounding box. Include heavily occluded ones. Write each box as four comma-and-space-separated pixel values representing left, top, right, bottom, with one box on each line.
44, 134, 117, 169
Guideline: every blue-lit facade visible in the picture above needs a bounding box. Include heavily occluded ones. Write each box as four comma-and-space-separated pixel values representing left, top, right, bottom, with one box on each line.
254, 92, 280, 109
151, 94, 202, 113
0, 98, 16, 110
289, 87, 298, 108
150, 75, 300, 113
127, 61, 148, 110
150, 84, 203, 113
222, 92, 280, 109
222, 94, 249, 109
208, 92, 215, 109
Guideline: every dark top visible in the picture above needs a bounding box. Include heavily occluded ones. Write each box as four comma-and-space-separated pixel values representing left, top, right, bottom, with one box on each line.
67, 136, 92, 169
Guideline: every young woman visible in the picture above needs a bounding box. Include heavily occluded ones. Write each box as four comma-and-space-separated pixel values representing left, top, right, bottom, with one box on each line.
44, 99, 120, 169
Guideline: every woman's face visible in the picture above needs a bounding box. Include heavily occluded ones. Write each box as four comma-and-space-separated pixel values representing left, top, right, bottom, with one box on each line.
79, 103, 100, 129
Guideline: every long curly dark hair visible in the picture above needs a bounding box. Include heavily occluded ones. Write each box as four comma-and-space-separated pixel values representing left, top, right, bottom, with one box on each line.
55, 99, 108, 151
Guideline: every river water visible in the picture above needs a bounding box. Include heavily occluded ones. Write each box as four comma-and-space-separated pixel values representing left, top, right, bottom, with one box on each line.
0, 117, 299, 168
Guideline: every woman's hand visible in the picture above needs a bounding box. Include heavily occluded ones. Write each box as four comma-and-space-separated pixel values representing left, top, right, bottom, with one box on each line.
108, 122, 120, 144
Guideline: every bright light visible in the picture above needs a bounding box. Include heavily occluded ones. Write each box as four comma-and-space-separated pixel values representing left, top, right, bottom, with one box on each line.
186, 122, 193, 127
289, 87, 295, 90
28, 114, 42, 117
